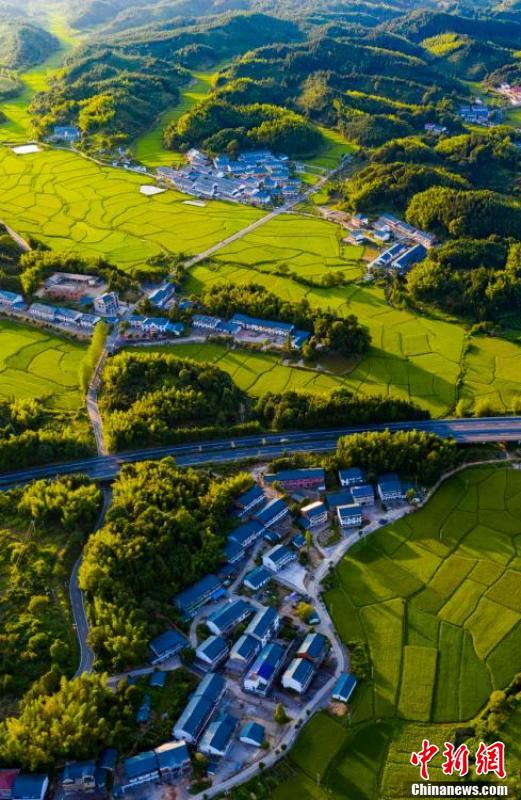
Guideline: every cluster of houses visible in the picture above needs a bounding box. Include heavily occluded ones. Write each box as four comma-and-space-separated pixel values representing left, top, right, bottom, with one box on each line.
157, 149, 302, 207
192, 312, 311, 350
458, 102, 502, 126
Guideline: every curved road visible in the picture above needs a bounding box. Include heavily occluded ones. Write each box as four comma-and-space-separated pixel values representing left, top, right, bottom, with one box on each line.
1, 416, 521, 490
69, 486, 112, 676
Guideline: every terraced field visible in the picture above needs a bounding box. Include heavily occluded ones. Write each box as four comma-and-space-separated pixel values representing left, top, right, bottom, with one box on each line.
0, 319, 85, 409
270, 466, 521, 800
0, 147, 261, 268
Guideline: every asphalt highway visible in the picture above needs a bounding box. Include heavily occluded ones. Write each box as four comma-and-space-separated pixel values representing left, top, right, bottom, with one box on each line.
1, 416, 521, 489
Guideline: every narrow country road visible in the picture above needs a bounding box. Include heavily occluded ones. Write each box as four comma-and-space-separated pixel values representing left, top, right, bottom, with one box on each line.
0, 219, 31, 252
184, 161, 346, 268
70, 486, 112, 676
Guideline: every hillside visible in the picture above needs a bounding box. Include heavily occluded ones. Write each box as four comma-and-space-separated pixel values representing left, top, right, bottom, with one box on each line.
0, 18, 58, 69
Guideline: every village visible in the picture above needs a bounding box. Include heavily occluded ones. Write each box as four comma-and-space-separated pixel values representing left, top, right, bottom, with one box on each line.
0, 464, 417, 800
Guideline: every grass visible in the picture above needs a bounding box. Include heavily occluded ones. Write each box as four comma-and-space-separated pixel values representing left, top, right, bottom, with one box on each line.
304, 126, 357, 170
0, 12, 75, 143
0, 147, 262, 269
267, 465, 521, 799
134, 67, 223, 168
0, 319, 85, 409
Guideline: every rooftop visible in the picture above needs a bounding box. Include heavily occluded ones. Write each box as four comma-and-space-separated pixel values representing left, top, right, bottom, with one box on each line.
332, 672, 357, 702
174, 574, 222, 611
243, 565, 272, 590
149, 628, 187, 657
207, 599, 254, 632
264, 544, 293, 567
197, 635, 229, 662
265, 468, 325, 484
298, 632, 328, 661
254, 498, 289, 525
284, 656, 315, 686
229, 520, 263, 547
240, 721, 265, 747
245, 606, 278, 639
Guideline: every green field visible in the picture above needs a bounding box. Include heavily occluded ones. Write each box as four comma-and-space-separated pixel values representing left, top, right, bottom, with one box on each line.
134, 67, 223, 168
0, 13, 75, 143
270, 466, 521, 799
0, 147, 262, 267
0, 319, 85, 409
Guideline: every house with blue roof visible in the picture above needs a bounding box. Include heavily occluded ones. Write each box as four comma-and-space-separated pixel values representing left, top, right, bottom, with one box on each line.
326, 489, 354, 509
28, 303, 58, 323
351, 484, 375, 506
337, 504, 363, 528
136, 694, 151, 724
263, 529, 282, 545
0, 289, 24, 308
254, 498, 290, 529
332, 673, 357, 704
99, 749, 118, 772
228, 634, 261, 672
192, 314, 223, 331
173, 574, 223, 618
149, 628, 188, 664
243, 565, 272, 592
127, 316, 184, 338
245, 606, 279, 646
264, 468, 325, 491
172, 672, 226, 743
301, 500, 327, 528
199, 713, 237, 758
196, 635, 230, 669
377, 473, 404, 503
262, 544, 296, 573
149, 670, 167, 688
93, 291, 119, 317
234, 484, 265, 517
339, 467, 365, 487
297, 632, 329, 665
223, 538, 245, 564
282, 657, 315, 694
12, 775, 49, 800
393, 244, 427, 274
120, 752, 158, 792
229, 519, 264, 549
292, 533, 307, 549
230, 313, 294, 338
243, 642, 286, 696
207, 599, 254, 636
61, 760, 102, 796
239, 721, 266, 748
52, 126, 80, 142
155, 741, 191, 780
148, 282, 175, 308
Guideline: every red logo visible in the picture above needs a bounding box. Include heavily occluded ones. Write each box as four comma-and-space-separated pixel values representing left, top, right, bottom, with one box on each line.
410, 739, 507, 781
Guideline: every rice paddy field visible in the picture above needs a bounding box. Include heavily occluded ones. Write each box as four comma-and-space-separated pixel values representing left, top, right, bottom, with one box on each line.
0, 147, 262, 268
133, 67, 223, 169
270, 466, 521, 800
0, 319, 85, 409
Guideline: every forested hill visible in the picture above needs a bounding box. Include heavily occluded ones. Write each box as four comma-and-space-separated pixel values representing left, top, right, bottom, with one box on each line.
0, 17, 58, 69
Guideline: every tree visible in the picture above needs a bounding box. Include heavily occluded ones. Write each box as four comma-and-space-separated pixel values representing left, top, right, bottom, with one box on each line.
274, 703, 289, 725
305, 530, 313, 551
296, 602, 314, 622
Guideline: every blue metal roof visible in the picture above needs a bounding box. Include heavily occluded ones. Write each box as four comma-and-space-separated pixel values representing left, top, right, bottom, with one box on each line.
232, 634, 260, 660
378, 473, 402, 493
235, 484, 264, 508
254, 498, 288, 525
352, 484, 375, 501
123, 751, 158, 781
326, 489, 354, 509
198, 635, 228, 661
243, 566, 272, 590
229, 520, 263, 547
0, 289, 23, 303
339, 467, 365, 484
174, 574, 222, 611
250, 642, 285, 677
246, 606, 278, 639
63, 761, 95, 781
285, 656, 314, 685
265, 544, 292, 566
149, 671, 167, 688
207, 599, 253, 633
149, 628, 187, 657
155, 741, 190, 771
302, 501, 326, 519
298, 632, 328, 661
197, 672, 226, 702
230, 313, 294, 334
12, 775, 49, 800
99, 749, 118, 771
265, 468, 324, 484
337, 505, 362, 521
223, 538, 244, 562
332, 673, 357, 702
240, 721, 265, 746
200, 713, 237, 754
292, 534, 307, 549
